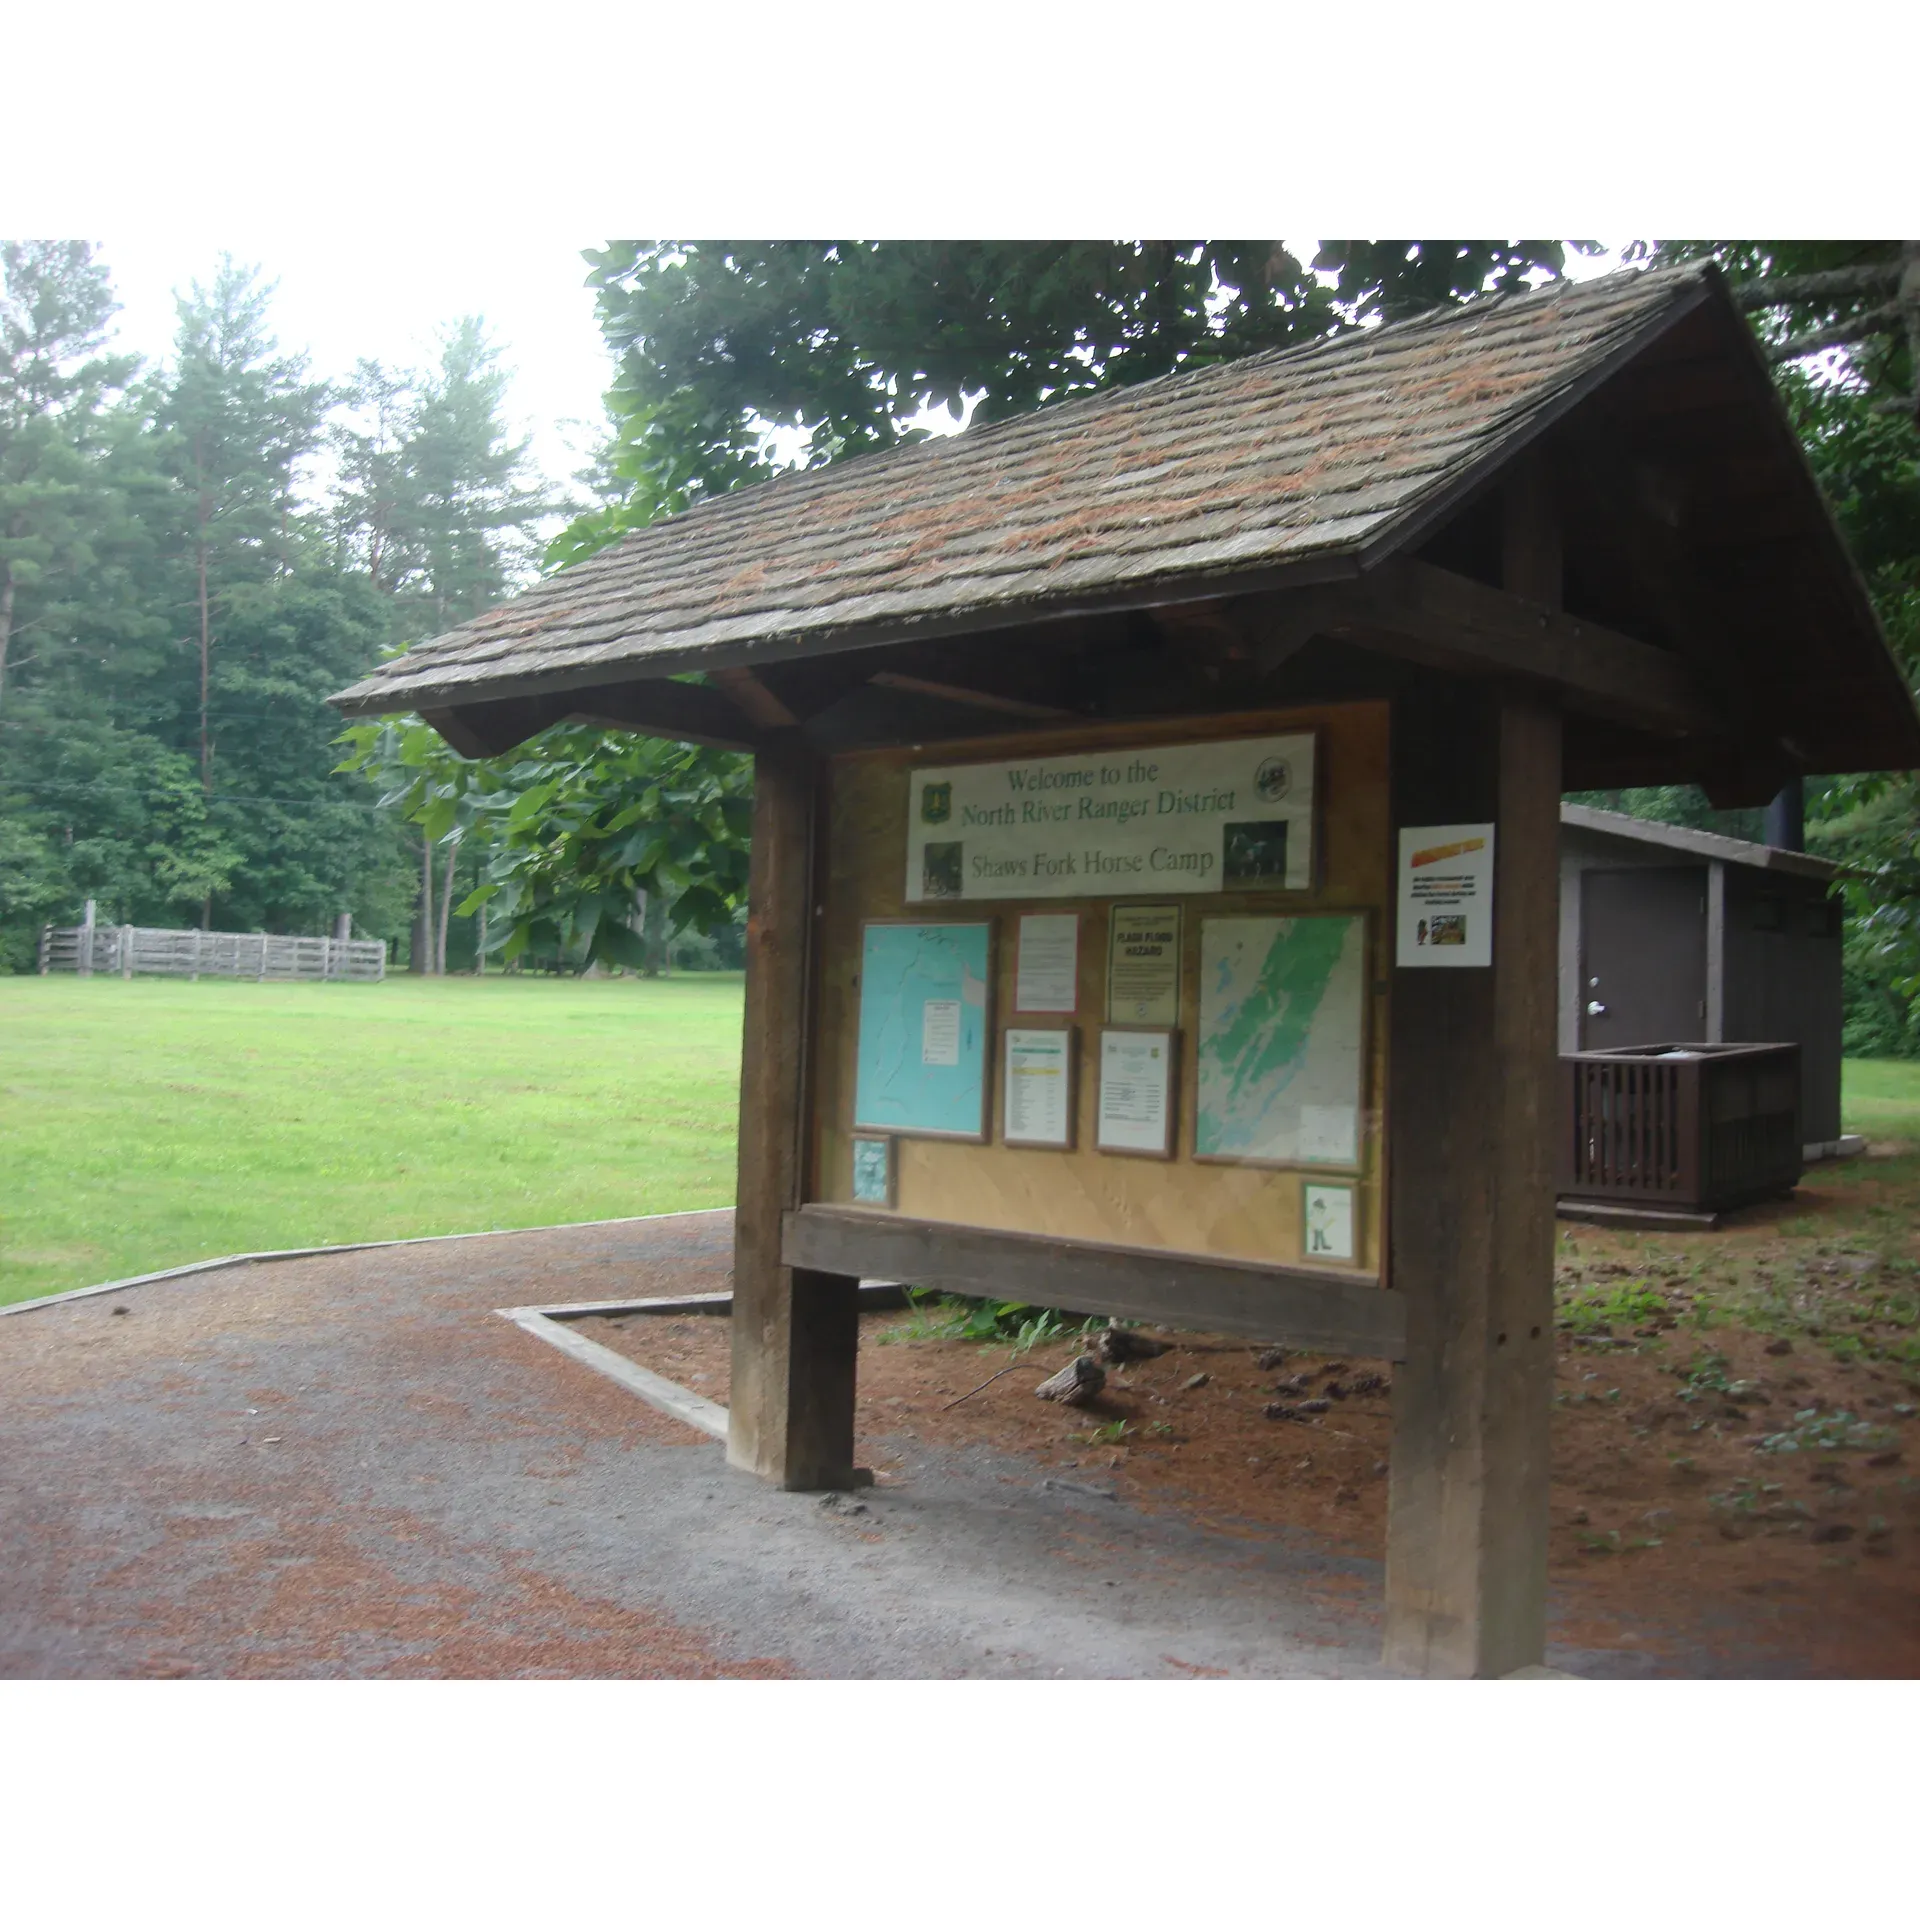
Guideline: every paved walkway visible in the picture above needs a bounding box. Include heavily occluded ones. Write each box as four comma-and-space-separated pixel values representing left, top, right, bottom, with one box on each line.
2, 1213, 1406, 1678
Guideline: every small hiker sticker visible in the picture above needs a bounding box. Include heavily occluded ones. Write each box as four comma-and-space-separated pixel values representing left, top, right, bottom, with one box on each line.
1301, 1180, 1357, 1265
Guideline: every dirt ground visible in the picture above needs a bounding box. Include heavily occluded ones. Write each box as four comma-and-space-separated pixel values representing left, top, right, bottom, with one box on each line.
586, 1149, 1920, 1679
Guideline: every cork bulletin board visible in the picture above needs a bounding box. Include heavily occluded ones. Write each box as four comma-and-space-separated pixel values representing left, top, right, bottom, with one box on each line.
807, 701, 1392, 1281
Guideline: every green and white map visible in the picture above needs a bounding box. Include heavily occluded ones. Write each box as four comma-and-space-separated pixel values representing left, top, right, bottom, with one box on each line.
1195, 914, 1366, 1166
854, 922, 993, 1138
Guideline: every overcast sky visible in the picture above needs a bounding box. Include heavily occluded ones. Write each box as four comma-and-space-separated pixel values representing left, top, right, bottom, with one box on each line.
97, 229, 618, 496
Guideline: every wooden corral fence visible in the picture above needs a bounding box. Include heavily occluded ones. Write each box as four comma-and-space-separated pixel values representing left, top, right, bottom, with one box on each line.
38, 921, 387, 983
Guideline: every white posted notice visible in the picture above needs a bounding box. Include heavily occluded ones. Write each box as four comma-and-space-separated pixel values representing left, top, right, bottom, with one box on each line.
1003, 1027, 1073, 1147
1097, 1028, 1174, 1156
1014, 913, 1080, 1014
1396, 824, 1495, 968
921, 998, 962, 1066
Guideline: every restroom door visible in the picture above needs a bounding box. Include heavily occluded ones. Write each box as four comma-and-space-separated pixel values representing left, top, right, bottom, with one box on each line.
1579, 867, 1707, 1049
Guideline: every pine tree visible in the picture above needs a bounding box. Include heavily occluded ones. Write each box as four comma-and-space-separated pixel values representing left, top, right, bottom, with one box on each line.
0, 242, 138, 715
152, 260, 330, 797
149, 260, 330, 924
332, 321, 554, 967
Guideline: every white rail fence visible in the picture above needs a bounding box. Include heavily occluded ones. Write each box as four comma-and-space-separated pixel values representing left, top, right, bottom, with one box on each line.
39, 920, 387, 983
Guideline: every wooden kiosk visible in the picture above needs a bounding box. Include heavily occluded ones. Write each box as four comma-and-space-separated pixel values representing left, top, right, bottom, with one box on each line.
334, 265, 1920, 1676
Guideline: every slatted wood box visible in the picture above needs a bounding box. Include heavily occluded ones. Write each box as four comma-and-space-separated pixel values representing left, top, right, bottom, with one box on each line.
1559, 1041, 1802, 1221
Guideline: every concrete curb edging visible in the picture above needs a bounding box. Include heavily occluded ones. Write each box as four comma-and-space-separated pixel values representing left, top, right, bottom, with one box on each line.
0, 1208, 734, 1320
495, 1281, 909, 1441
499, 1307, 732, 1441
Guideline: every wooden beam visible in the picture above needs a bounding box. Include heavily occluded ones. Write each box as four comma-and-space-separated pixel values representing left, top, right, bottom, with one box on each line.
419, 678, 763, 758
726, 734, 862, 1490
566, 679, 762, 753
867, 671, 1077, 721
418, 696, 569, 758
783, 1206, 1409, 1359
1383, 474, 1563, 1678
1331, 558, 1712, 737
709, 664, 799, 729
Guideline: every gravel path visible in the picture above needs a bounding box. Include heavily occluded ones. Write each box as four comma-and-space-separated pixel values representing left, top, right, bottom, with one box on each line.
1, 1212, 1397, 1678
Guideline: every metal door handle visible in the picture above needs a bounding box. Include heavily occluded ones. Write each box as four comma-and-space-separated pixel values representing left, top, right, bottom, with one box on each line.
1586, 1000, 1607, 1015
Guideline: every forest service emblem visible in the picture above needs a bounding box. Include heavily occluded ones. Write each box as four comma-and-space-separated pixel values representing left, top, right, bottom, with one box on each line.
1255, 757, 1292, 803
920, 781, 952, 825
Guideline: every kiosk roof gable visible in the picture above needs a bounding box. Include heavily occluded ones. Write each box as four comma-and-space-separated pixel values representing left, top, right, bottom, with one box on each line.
333, 266, 1729, 717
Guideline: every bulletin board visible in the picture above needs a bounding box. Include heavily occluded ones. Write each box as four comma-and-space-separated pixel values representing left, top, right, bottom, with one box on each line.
807, 701, 1392, 1282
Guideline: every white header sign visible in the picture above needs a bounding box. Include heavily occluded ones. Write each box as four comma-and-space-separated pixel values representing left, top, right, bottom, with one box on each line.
906, 733, 1315, 903
1396, 824, 1495, 968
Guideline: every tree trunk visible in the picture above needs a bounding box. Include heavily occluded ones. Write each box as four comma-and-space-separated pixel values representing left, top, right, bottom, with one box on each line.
436, 836, 456, 973
412, 836, 433, 973
196, 435, 212, 799
475, 900, 488, 975
195, 438, 214, 937
0, 560, 15, 717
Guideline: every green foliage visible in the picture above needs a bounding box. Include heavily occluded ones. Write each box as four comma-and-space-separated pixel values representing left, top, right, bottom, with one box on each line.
0, 241, 145, 714
0, 247, 562, 966
337, 716, 752, 972
1559, 1278, 1666, 1337
895, 1288, 1096, 1351
151, 258, 331, 594
332, 320, 555, 642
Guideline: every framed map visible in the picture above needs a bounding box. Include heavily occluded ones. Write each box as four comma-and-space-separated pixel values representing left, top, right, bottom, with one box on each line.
853, 921, 994, 1139
1194, 912, 1368, 1170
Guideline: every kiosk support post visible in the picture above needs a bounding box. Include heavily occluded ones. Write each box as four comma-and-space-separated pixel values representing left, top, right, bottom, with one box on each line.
727, 733, 862, 1490
1383, 686, 1561, 1675
1384, 469, 1564, 1675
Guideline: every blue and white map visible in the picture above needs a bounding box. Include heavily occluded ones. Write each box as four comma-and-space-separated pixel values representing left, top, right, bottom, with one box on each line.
1195, 914, 1367, 1166
854, 922, 993, 1138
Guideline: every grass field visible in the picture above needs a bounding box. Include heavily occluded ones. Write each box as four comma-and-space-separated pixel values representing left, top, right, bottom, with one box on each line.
0, 974, 744, 1307
1836, 1057, 1920, 1141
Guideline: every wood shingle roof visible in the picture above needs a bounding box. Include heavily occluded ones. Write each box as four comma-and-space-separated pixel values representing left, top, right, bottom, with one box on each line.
333, 266, 1722, 717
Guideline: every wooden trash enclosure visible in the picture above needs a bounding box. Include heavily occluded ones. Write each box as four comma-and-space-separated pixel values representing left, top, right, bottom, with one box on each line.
331, 264, 1920, 1677
1560, 1040, 1803, 1224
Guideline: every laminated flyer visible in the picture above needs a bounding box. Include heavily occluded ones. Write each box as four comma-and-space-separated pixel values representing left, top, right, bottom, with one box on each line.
1395, 824, 1495, 968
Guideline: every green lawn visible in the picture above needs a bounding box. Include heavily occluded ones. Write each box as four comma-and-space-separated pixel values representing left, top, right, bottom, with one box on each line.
0, 974, 743, 1307
1841, 1058, 1920, 1142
